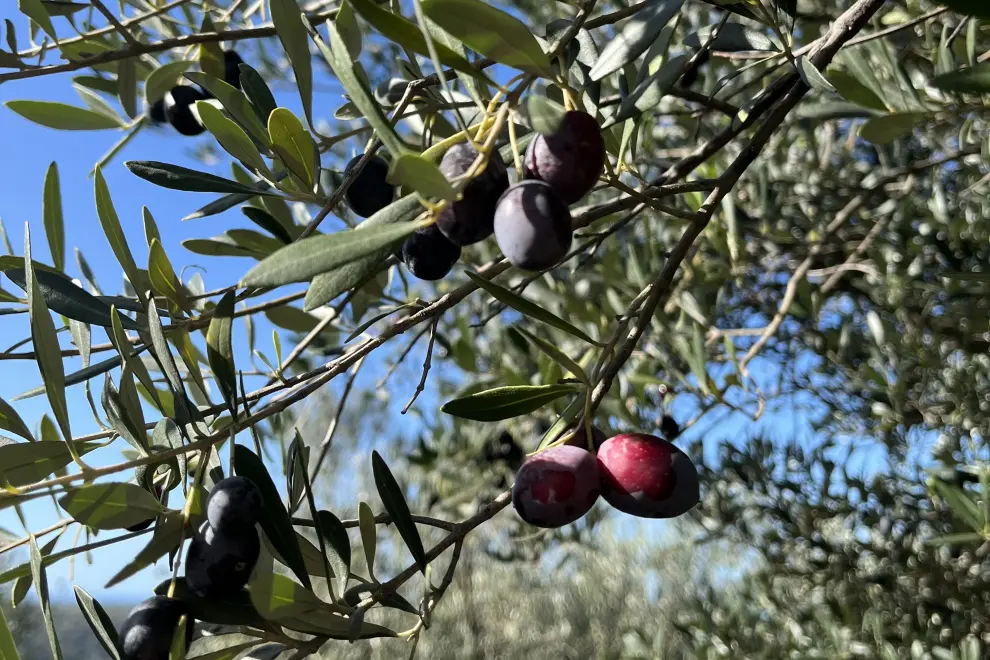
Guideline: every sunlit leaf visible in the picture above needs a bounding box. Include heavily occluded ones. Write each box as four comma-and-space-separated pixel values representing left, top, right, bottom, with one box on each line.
441, 383, 580, 421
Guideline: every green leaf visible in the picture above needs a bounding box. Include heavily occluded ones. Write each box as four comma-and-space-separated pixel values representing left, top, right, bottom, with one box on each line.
168, 616, 187, 660
6, 100, 122, 130
268, 108, 318, 191
144, 61, 193, 105
42, 162, 64, 272
270, 0, 313, 123
207, 291, 237, 416
148, 239, 187, 313
5, 267, 139, 329
29, 536, 62, 660
41, 1, 86, 17
187, 636, 257, 660
796, 56, 836, 94
0, 598, 20, 660
335, 0, 362, 59
527, 94, 565, 135
614, 54, 688, 123
828, 68, 888, 111
24, 229, 74, 453
95, 167, 146, 304
73, 586, 121, 660
422, 0, 553, 77
316, 510, 351, 598
304, 195, 423, 310
197, 15, 224, 80
348, 0, 484, 79
859, 112, 928, 144
307, 17, 407, 156
197, 101, 271, 175
358, 501, 376, 577
185, 193, 256, 221
234, 445, 312, 589
249, 572, 319, 621
238, 64, 279, 127
282, 607, 397, 639
126, 160, 277, 196
465, 271, 601, 345
18, 0, 56, 42
145, 302, 193, 425
102, 371, 148, 452
388, 153, 456, 200
243, 207, 293, 244
684, 23, 780, 52
512, 326, 588, 385
931, 63, 990, 94
589, 0, 683, 81
441, 383, 580, 421
264, 305, 319, 333
59, 482, 164, 530
0, 397, 33, 442
0, 440, 100, 487
105, 515, 183, 588
937, 0, 990, 19
371, 451, 427, 573
117, 58, 138, 120
183, 72, 271, 149
241, 220, 421, 288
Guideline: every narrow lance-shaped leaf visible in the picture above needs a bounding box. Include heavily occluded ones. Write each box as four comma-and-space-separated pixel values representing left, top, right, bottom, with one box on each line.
42, 162, 64, 272
316, 510, 351, 599
196, 101, 272, 176
240, 220, 423, 288
145, 302, 193, 426
268, 108, 318, 191
0, 397, 34, 442
59, 482, 164, 530
441, 383, 581, 421
358, 501, 377, 578
126, 160, 278, 197
24, 227, 75, 460
5, 267, 140, 330
512, 326, 589, 385
0, 440, 101, 487
6, 100, 123, 130
290, 432, 335, 598
207, 291, 237, 417
465, 271, 601, 345
422, 0, 553, 77
147, 239, 188, 314
0, 598, 20, 660
239, 64, 279, 127
306, 17, 408, 156
371, 451, 427, 574
589, 0, 684, 81
234, 445, 312, 589
29, 536, 62, 660
95, 168, 146, 304
73, 586, 122, 660
270, 0, 313, 123
18, 0, 56, 42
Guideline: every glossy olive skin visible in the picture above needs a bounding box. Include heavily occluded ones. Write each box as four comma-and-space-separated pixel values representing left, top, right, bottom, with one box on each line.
343, 154, 395, 218
148, 99, 167, 124
435, 143, 509, 246
400, 224, 462, 281
512, 445, 601, 528
119, 596, 194, 660
164, 85, 206, 136
596, 433, 699, 519
206, 476, 263, 533
493, 180, 572, 272
184, 522, 260, 598
223, 49, 244, 89
524, 110, 605, 205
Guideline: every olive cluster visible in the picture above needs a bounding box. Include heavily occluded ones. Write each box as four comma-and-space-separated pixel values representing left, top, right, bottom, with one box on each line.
342, 110, 606, 281
117, 476, 263, 660
148, 50, 245, 136
512, 424, 699, 529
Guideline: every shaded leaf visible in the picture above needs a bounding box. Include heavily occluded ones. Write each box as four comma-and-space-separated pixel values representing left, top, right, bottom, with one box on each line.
0, 397, 34, 442
249, 572, 319, 620
589, 0, 684, 81
5, 267, 140, 329
196, 101, 270, 175
937, 0, 990, 19
106, 515, 184, 588
207, 291, 237, 416
0, 599, 20, 660
42, 162, 64, 272
239, 64, 279, 127
358, 501, 376, 577
243, 207, 293, 244
316, 510, 351, 598
527, 94, 565, 135
372, 451, 427, 573
126, 160, 277, 196
465, 271, 601, 345
144, 61, 193, 105
59, 482, 164, 530
441, 383, 580, 421
388, 153, 456, 200
859, 112, 928, 144
73, 586, 121, 660
95, 168, 145, 303
684, 23, 779, 52
0, 439, 100, 487
512, 326, 588, 384
234, 445, 311, 589
931, 63, 990, 94
614, 53, 688, 122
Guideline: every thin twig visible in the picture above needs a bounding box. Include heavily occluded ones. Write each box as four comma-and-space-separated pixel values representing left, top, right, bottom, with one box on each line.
402, 318, 438, 414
